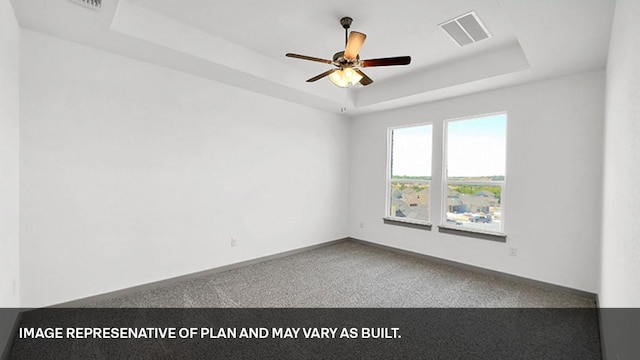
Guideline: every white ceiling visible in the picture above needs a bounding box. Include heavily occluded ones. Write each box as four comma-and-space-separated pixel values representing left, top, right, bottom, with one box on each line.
10, 0, 616, 116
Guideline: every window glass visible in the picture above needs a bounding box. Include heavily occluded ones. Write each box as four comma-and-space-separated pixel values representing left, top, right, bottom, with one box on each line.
391, 125, 432, 179
388, 124, 432, 223
444, 114, 506, 234
446, 114, 506, 179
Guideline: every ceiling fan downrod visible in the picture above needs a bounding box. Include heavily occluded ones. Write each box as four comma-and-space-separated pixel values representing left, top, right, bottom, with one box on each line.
340, 17, 353, 46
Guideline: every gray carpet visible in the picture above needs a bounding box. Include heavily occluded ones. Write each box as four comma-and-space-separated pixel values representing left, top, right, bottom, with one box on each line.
7, 240, 601, 359
89, 240, 594, 308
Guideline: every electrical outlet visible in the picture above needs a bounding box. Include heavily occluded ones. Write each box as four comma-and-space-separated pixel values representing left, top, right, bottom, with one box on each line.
509, 247, 517, 257
231, 238, 238, 247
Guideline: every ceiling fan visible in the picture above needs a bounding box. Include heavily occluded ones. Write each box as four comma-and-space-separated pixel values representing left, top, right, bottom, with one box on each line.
286, 17, 411, 88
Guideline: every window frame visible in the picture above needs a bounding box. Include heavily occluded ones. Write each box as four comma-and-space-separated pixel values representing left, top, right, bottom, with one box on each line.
385, 122, 434, 227
441, 112, 507, 237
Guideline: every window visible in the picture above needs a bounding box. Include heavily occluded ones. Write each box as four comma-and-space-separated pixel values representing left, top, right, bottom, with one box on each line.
387, 124, 432, 224
443, 113, 507, 234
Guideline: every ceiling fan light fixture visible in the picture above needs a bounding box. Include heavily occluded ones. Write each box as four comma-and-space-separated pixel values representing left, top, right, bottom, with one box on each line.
329, 68, 363, 88
286, 16, 411, 88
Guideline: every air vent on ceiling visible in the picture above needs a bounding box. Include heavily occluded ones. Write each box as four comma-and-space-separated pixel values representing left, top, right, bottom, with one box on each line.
439, 11, 491, 47
68, 0, 102, 11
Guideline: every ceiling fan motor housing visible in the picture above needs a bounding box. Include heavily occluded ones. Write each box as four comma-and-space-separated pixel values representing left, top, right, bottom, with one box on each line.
333, 51, 360, 68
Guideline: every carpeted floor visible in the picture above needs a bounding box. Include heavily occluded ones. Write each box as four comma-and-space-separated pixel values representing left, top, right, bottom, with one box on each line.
7, 240, 602, 359
88, 240, 594, 308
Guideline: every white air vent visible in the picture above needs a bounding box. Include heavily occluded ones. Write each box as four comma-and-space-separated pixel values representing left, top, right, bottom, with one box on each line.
68, 0, 102, 11
439, 11, 491, 47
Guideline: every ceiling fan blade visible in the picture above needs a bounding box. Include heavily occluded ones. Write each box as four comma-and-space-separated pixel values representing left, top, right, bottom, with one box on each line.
306, 69, 337, 82
286, 53, 333, 64
361, 56, 411, 67
354, 69, 373, 86
344, 31, 366, 60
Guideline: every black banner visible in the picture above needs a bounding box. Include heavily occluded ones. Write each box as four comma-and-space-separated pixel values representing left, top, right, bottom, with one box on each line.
3, 308, 602, 359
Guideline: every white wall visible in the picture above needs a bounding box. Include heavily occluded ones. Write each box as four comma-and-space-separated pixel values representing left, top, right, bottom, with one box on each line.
0, 0, 20, 307
19, 30, 349, 307
601, 0, 640, 307
600, 4, 640, 357
349, 70, 605, 293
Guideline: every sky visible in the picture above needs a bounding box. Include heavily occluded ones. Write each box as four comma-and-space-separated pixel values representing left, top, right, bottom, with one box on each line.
392, 114, 506, 178
391, 124, 432, 177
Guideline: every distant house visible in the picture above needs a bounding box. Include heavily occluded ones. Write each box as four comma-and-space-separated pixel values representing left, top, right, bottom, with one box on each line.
459, 194, 491, 213
404, 191, 429, 207
448, 197, 464, 213
475, 190, 500, 207
391, 185, 429, 221
447, 189, 495, 214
